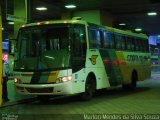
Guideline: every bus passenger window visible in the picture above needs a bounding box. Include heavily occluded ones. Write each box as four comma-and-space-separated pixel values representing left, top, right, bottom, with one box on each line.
88, 29, 100, 48
105, 32, 114, 49
115, 34, 122, 50
126, 37, 130, 50
121, 36, 126, 50
135, 38, 139, 51
100, 30, 104, 48
103, 31, 110, 48
131, 38, 135, 51
110, 33, 115, 49
138, 39, 143, 51
126, 37, 134, 51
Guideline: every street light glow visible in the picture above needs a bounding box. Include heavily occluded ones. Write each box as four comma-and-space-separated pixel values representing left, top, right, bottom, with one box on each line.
36, 7, 47, 11
65, 5, 76, 9
147, 12, 157, 16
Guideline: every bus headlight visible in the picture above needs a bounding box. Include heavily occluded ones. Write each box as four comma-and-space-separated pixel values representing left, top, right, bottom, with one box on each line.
62, 76, 72, 82
14, 77, 21, 83
56, 76, 72, 83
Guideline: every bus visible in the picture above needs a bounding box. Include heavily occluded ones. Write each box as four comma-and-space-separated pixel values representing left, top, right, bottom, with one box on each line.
13, 18, 151, 100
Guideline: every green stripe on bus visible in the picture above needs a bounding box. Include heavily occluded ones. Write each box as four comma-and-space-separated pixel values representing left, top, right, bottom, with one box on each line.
99, 49, 123, 86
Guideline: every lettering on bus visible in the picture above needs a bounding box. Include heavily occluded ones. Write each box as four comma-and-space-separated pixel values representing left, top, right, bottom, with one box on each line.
89, 55, 98, 65
127, 55, 150, 62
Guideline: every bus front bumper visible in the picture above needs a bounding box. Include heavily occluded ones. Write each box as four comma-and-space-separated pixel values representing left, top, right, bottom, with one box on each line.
14, 81, 73, 95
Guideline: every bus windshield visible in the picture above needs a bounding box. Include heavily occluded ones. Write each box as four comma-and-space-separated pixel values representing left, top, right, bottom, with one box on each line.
14, 25, 71, 71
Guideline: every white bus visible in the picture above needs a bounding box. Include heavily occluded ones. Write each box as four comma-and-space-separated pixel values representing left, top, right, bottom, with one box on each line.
14, 19, 151, 100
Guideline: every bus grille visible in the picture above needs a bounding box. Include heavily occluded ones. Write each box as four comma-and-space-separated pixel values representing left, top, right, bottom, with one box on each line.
26, 87, 53, 93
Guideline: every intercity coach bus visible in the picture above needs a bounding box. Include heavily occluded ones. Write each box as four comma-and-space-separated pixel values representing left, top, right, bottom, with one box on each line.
13, 18, 151, 100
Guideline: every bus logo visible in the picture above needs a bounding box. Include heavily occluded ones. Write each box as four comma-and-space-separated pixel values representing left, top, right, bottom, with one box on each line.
89, 55, 98, 65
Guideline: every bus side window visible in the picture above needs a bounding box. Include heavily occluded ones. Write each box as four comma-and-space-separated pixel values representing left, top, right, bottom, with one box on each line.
100, 30, 104, 48
126, 37, 131, 50
140, 39, 144, 52
131, 37, 135, 51
115, 34, 123, 50
115, 34, 119, 49
103, 31, 110, 48
88, 28, 101, 48
126, 36, 134, 51
135, 38, 139, 51
108, 32, 114, 49
137, 38, 143, 52
121, 36, 126, 50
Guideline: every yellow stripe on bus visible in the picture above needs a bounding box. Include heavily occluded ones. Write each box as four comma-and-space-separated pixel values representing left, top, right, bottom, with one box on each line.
116, 51, 130, 84
48, 71, 59, 83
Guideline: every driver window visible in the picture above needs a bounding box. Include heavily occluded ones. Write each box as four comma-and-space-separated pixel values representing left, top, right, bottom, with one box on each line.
72, 24, 86, 71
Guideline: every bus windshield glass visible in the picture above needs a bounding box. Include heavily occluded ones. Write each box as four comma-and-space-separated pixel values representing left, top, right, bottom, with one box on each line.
14, 24, 71, 71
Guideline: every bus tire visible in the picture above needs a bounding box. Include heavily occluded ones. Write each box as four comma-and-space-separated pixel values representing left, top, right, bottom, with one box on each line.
131, 71, 137, 89
123, 71, 137, 90
80, 75, 96, 101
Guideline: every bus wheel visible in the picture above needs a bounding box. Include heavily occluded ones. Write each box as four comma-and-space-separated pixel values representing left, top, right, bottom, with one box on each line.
123, 71, 137, 90
80, 76, 96, 101
130, 71, 137, 89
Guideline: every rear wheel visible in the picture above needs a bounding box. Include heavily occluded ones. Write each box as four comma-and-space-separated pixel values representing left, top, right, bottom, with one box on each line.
123, 71, 137, 90
80, 76, 96, 101
131, 71, 137, 89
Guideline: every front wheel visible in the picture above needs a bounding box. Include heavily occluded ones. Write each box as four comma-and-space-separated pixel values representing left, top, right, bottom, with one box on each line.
80, 76, 96, 101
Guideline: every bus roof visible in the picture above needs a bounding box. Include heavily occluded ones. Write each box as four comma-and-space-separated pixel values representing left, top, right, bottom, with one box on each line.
21, 19, 88, 28
106, 26, 148, 39
21, 19, 148, 39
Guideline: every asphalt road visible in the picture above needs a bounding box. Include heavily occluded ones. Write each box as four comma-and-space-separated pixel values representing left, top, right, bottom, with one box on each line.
0, 73, 160, 120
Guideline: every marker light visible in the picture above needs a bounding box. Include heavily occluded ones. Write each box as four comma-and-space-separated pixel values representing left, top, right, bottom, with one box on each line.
63, 21, 67, 23
147, 12, 157, 16
22, 25, 25, 27
8, 22, 14, 25
36, 7, 47, 11
135, 28, 142, 32
45, 21, 50, 24
65, 5, 76, 9
119, 23, 126, 26
36, 22, 41, 25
